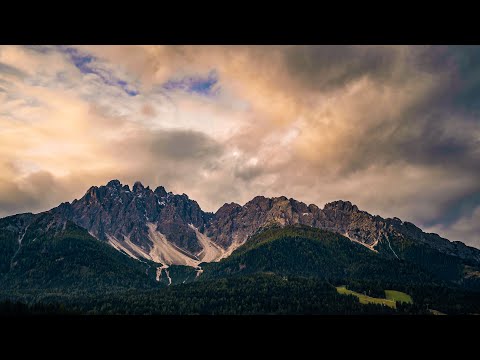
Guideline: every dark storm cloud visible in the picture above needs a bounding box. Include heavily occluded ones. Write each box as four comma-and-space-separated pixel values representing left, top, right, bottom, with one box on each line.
396, 116, 479, 168
283, 45, 400, 91
287, 46, 480, 173
234, 164, 264, 182
406, 46, 480, 115
150, 129, 224, 160
444, 47, 480, 114
425, 191, 480, 229
0, 171, 64, 217
338, 109, 480, 175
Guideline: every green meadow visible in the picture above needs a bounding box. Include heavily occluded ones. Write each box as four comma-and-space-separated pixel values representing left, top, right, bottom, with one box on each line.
336, 286, 412, 309
385, 290, 413, 304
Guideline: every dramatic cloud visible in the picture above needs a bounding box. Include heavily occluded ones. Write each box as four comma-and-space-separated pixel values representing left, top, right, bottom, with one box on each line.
149, 129, 223, 160
0, 45, 479, 247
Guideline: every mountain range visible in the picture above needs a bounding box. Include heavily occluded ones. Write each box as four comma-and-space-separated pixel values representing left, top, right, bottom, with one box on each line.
1, 179, 480, 315
47, 179, 480, 265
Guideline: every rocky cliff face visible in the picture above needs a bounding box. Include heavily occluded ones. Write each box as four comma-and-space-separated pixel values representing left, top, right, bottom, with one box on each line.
9, 179, 478, 267
207, 197, 480, 263
206, 197, 385, 249
52, 180, 209, 262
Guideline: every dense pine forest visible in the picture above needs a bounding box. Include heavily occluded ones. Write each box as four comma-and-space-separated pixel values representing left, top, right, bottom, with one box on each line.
1, 224, 480, 315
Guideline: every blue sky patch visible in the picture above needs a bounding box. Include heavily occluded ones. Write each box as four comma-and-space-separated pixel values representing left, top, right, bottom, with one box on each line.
61, 46, 139, 97
162, 70, 219, 96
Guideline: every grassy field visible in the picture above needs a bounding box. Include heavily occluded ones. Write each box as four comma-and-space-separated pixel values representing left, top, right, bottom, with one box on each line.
336, 286, 397, 308
336, 287, 413, 309
385, 290, 413, 304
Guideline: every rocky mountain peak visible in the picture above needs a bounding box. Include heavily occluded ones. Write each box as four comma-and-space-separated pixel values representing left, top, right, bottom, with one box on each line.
45, 181, 480, 268
154, 186, 167, 198
84, 186, 100, 202
245, 196, 272, 211
86, 185, 98, 194
107, 179, 122, 189
216, 202, 242, 215
50, 179, 210, 260
248, 195, 268, 203
133, 181, 145, 192
324, 200, 359, 213
180, 193, 190, 200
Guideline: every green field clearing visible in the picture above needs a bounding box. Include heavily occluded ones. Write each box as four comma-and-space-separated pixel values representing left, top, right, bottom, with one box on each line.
336, 286, 413, 309
385, 290, 413, 304
336, 286, 396, 308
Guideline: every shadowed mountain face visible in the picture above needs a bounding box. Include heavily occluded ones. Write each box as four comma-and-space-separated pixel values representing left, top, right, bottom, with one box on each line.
2, 180, 480, 275
0, 211, 158, 290
200, 225, 437, 285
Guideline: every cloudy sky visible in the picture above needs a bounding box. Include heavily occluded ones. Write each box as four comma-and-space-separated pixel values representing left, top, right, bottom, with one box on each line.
0, 45, 479, 247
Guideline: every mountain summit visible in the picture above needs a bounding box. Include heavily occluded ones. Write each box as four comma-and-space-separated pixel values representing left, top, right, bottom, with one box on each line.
52, 180, 210, 266
1, 179, 479, 289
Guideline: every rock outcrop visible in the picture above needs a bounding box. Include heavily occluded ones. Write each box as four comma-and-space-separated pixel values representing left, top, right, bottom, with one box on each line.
52, 180, 209, 259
